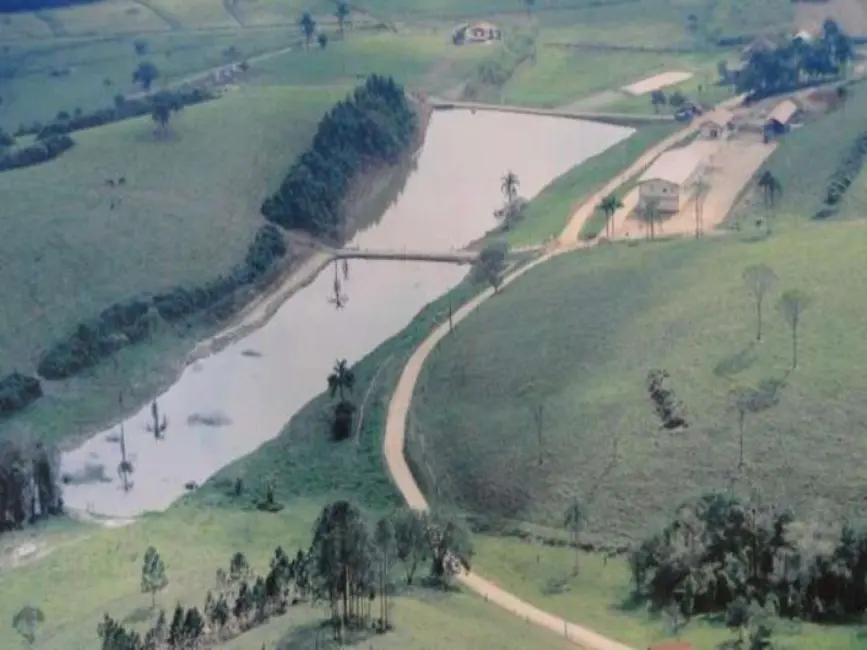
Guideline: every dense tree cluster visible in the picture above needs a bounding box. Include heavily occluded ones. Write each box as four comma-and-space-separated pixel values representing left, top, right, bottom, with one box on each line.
0, 0, 98, 11
14, 87, 214, 140
0, 372, 42, 417
814, 129, 867, 220
630, 493, 867, 624
93, 502, 471, 649
736, 19, 853, 100
262, 75, 417, 239
38, 225, 287, 380
0, 440, 62, 533
0, 134, 74, 173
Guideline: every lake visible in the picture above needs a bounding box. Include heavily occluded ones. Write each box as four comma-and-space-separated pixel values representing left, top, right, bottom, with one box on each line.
60, 108, 634, 518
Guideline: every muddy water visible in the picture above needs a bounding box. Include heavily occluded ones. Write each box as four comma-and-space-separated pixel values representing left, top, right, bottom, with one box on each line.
60, 109, 634, 517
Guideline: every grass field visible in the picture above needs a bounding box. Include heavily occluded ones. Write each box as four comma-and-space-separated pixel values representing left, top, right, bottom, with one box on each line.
0, 506, 577, 650
410, 223, 867, 545
472, 536, 867, 650
500, 123, 678, 247
0, 84, 346, 444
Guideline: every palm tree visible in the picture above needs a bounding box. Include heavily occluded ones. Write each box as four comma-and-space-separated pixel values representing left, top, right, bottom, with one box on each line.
563, 498, 586, 575
692, 178, 711, 238
500, 170, 519, 204
335, 0, 350, 39
327, 359, 355, 402
757, 170, 782, 234
299, 12, 316, 51
596, 193, 624, 239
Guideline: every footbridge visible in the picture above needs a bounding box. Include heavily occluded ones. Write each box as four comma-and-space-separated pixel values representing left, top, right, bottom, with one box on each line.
426, 97, 675, 126
333, 247, 480, 264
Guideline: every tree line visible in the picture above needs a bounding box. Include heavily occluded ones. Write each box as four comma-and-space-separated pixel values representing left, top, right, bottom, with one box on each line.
736, 19, 853, 101
0, 439, 62, 533
262, 74, 417, 240
0, 0, 98, 10
630, 492, 867, 633
87, 501, 471, 650
38, 224, 288, 380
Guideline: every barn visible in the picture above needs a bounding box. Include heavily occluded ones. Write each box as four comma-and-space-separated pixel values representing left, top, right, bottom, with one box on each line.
638, 145, 707, 214
764, 99, 800, 139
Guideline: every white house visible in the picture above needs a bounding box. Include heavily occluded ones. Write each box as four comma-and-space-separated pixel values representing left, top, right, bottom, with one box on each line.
638, 145, 707, 213
700, 108, 735, 140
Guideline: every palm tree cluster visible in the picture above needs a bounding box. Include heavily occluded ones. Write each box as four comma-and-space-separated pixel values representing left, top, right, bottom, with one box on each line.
92, 502, 471, 649
0, 440, 62, 533
630, 493, 867, 625
736, 19, 854, 100
262, 75, 417, 239
595, 193, 623, 239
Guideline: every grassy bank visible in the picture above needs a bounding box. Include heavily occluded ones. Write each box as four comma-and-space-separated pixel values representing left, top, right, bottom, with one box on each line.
471, 536, 865, 650
410, 223, 867, 545
502, 123, 678, 247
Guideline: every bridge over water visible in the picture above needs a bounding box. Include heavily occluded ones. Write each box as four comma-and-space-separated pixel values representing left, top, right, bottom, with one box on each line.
333, 247, 480, 264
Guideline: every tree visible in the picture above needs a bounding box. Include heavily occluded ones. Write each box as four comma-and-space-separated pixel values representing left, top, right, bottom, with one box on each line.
374, 517, 394, 630
12, 606, 44, 646
132, 61, 159, 92
150, 92, 182, 134
393, 509, 428, 585
423, 511, 472, 583
328, 359, 355, 402
726, 597, 752, 646
141, 546, 169, 607
563, 498, 585, 575
692, 178, 711, 238
471, 241, 508, 293
742, 264, 777, 341
334, 0, 350, 38
299, 12, 317, 51
500, 170, 519, 204
229, 551, 250, 584
596, 193, 623, 239
318, 32, 329, 49
668, 90, 686, 108
777, 289, 809, 369
97, 614, 141, 650
729, 386, 762, 471
650, 89, 667, 113
756, 170, 781, 235
133, 38, 148, 56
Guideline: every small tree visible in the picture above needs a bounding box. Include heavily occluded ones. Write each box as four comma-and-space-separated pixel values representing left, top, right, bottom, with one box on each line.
563, 498, 585, 575
650, 89, 667, 112
596, 193, 623, 239
423, 511, 472, 584
132, 61, 160, 92
692, 178, 711, 238
335, 0, 350, 38
133, 38, 148, 56
726, 597, 752, 646
742, 264, 777, 341
778, 289, 809, 369
500, 170, 519, 204
668, 90, 686, 108
757, 170, 782, 235
12, 606, 45, 646
471, 242, 508, 293
374, 517, 395, 630
141, 546, 169, 607
229, 551, 250, 584
299, 12, 316, 51
317, 32, 329, 49
328, 359, 356, 440
393, 509, 428, 585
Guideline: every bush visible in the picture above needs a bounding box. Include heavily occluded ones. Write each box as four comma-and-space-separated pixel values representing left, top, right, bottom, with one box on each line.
38, 225, 288, 380
813, 130, 867, 219
0, 373, 43, 417
0, 134, 74, 173
262, 75, 417, 239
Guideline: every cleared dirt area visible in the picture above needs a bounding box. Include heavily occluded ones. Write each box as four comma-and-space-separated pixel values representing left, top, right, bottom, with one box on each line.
796, 0, 867, 36
621, 71, 692, 96
615, 139, 776, 239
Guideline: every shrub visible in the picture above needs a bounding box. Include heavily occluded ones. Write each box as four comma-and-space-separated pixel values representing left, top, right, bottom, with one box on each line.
0, 373, 43, 417
0, 134, 74, 173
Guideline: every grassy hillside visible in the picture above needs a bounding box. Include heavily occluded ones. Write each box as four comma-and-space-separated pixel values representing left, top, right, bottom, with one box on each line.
410, 222, 867, 545
0, 506, 577, 650
0, 85, 346, 443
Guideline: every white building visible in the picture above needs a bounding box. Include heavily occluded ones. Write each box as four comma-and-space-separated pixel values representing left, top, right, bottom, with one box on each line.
638, 145, 708, 213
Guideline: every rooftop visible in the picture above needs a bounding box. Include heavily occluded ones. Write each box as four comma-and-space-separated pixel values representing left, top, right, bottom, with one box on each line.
639, 143, 709, 186
766, 99, 799, 125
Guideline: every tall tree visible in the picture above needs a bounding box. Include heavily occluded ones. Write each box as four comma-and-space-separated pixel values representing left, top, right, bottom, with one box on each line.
335, 0, 350, 38
563, 498, 586, 575
692, 178, 711, 238
141, 546, 169, 607
299, 12, 317, 51
742, 264, 777, 341
596, 193, 623, 239
471, 242, 508, 293
328, 359, 355, 402
393, 509, 428, 585
12, 606, 45, 646
500, 170, 520, 204
374, 517, 395, 630
777, 289, 809, 369
756, 170, 782, 235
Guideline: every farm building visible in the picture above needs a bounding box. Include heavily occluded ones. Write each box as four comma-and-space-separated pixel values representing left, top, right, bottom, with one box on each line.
452, 21, 502, 45
637, 145, 708, 214
700, 108, 734, 139
764, 99, 800, 139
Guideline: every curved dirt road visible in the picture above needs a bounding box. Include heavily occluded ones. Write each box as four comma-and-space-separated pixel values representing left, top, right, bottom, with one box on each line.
383, 259, 632, 650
